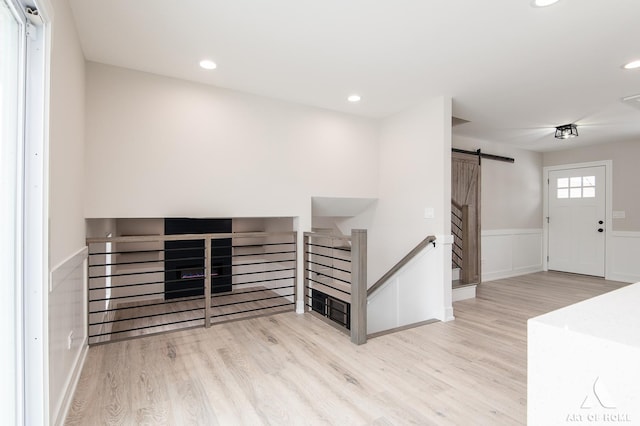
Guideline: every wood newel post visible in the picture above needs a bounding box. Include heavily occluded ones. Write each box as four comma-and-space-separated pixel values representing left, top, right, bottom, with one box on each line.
350, 229, 367, 345
204, 237, 212, 328
303, 233, 310, 312
461, 205, 477, 284
292, 231, 298, 312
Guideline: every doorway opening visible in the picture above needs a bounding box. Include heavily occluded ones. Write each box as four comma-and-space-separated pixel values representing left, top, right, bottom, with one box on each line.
451, 151, 481, 285
451, 147, 516, 286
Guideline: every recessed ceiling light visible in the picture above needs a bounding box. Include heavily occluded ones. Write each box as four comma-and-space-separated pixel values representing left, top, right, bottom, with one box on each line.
531, 0, 560, 7
199, 59, 217, 70
623, 60, 640, 70
347, 94, 361, 103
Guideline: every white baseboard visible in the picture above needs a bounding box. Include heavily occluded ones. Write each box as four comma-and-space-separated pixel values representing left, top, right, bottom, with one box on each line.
55, 341, 88, 426
453, 285, 476, 302
483, 265, 544, 282
442, 307, 455, 322
607, 273, 640, 284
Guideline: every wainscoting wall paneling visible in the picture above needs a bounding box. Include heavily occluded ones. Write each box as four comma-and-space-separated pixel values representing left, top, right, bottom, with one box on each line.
481, 229, 543, 282
49, 247, 88, 425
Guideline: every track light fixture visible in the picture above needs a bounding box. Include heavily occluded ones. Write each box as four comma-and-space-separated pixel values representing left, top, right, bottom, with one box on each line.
555, 123, 578, 139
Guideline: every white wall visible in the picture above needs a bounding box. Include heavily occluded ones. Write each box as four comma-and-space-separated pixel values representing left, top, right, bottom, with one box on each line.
49, 0, 85, 268
368, 240, 451, 333
453, 135, 544, 281
544, 140, 640, 282
48, 0, 86, 423
338, 98, 454, 321
84, 62, 379, 220
84, 67, 453, 322
84, 63, 385, 318
453, 135, 543, 230
342, 98, 452, 284
543, 140, 640, 232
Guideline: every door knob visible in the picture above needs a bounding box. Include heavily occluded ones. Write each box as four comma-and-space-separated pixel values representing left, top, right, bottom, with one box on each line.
598, 220, 604, 225
598, 228, 604, 232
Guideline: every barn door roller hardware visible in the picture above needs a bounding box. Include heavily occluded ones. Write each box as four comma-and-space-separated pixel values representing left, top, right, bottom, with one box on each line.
452, 148, 515, 165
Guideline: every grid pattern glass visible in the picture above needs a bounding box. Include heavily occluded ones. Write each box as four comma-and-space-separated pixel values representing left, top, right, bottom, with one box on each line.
557, 176, 596, 199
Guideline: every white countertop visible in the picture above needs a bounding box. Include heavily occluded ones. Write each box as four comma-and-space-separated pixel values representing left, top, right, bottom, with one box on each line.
529, 282, 640, 348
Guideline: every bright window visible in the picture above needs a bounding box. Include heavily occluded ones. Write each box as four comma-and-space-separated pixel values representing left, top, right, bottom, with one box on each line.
0, 1, 23, 424
1, 1, 48, 423
0, 0, 21, 285
557, 175, 596, 199
570, 177, 582, 188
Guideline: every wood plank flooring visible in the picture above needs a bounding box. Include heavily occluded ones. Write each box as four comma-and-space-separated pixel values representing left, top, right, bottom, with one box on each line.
66, 271, 628, 425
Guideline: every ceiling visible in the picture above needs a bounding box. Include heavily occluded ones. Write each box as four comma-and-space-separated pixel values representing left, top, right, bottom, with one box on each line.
68, 0, 640, 152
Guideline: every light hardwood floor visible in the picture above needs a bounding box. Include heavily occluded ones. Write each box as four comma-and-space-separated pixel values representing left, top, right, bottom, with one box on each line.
66, 271, 628, 425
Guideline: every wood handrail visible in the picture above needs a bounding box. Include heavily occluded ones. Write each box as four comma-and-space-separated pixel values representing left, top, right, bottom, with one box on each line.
302, 231, 353, 242
367, 235, 436, 297
86, 231, 296, 244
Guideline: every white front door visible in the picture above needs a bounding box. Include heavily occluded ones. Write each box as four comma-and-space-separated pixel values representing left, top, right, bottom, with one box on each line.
548, 165, 606, 277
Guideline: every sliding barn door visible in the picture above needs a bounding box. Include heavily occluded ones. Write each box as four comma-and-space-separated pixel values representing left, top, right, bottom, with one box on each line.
451, 152, 481, 284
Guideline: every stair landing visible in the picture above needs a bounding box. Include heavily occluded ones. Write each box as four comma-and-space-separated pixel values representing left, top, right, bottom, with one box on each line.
453, 280, 477, 302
